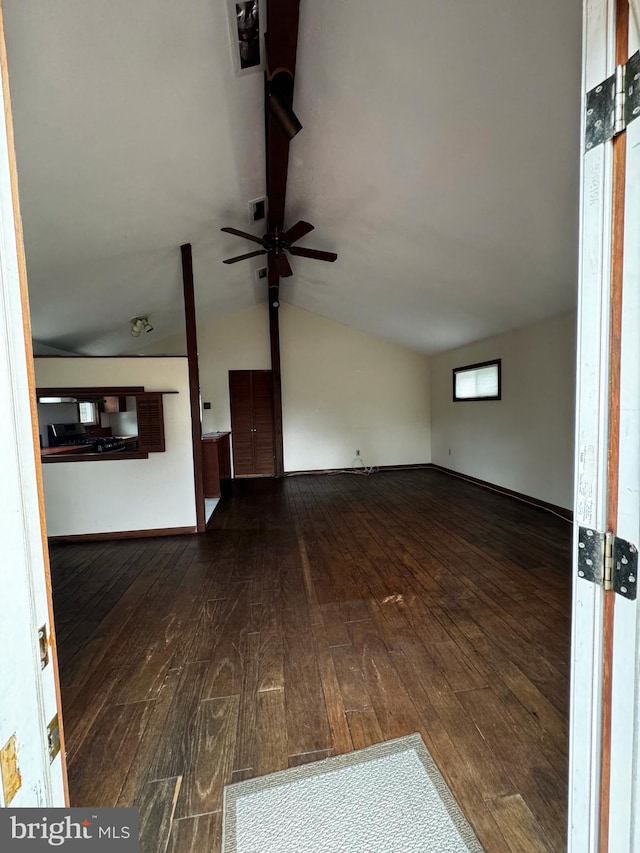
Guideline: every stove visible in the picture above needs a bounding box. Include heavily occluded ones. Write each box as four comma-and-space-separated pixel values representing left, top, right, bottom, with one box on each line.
47, 423, 127, 453
92, 438, 127, 453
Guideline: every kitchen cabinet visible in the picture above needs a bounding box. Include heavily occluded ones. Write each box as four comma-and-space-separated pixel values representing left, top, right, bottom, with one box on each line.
101, 395, 127, 413
202, 432, 231, 497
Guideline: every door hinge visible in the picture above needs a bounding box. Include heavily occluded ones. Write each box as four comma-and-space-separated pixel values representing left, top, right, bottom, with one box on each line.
578, 527, 638, 599
47, 714, 60, 763
38, 624, 49, 670
585, 50, 640, 151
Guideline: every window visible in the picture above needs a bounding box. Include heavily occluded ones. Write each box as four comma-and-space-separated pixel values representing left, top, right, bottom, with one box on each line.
453, 359, 501, 401
36, 386, 171, 462
78, 400, 99, 424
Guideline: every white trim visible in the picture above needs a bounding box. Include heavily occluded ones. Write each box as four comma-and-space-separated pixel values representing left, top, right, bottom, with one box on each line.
568, 0, 616, 849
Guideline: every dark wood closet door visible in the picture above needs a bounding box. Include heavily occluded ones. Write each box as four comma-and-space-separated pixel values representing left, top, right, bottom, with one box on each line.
229, 370, 275, 477
251, 372, 275, 475
229, 371, 254, 475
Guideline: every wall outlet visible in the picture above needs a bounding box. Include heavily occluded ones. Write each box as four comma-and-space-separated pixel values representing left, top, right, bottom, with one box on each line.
203, 402, 211, 410
448, 448, 452, 455
355, 449, 360, 456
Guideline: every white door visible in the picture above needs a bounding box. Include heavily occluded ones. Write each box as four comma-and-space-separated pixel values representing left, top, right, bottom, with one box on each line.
570, 0, 640, 850
0, 4, 67, 807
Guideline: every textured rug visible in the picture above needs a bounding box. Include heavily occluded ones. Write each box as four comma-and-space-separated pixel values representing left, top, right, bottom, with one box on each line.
222, 733, 485, 852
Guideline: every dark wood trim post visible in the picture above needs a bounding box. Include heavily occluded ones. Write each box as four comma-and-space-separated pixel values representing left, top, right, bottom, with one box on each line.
599, 1, 629, 849
181, 243, 206, 532
268, 258, 284, 477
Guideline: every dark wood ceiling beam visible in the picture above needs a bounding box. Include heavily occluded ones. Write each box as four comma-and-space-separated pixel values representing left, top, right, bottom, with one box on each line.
265, 0, 300, 74
266, 123, 291, 229
264, 0, 300, 477
268, 257, 284, 477
265, 0, 301, 230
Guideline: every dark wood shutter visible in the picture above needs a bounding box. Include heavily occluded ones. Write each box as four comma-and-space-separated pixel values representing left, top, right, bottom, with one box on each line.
136, 392, 165, 453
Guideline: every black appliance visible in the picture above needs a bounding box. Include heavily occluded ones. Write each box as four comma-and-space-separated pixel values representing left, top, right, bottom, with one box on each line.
47, 423, 127, 453
47, 423, 87, 445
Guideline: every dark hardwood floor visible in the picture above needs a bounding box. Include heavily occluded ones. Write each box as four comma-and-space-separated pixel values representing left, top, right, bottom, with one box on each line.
50, 469, 571, 852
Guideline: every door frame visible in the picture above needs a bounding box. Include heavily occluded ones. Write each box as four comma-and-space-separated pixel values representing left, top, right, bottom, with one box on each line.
569, 0, 640, 849
568, 0, 615, 847
0, 0, 67, 805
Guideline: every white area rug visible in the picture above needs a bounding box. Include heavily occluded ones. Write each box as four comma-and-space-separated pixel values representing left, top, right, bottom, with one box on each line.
222, 733, 485, 852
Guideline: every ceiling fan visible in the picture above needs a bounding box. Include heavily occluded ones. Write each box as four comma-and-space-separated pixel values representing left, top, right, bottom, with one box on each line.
221, 220, 337, 278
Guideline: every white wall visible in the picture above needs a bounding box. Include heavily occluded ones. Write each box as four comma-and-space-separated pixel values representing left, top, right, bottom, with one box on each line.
279, 305, 431, 470
37, 401, 78, 446
430, 311, 576, 509
35, 357, 196, 536
198, 303, 272, 434
152, 302, 432, 471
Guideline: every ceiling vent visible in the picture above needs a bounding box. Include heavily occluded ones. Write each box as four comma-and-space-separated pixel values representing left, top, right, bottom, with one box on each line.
228, 0, 263, 76
249, 197, 266, 224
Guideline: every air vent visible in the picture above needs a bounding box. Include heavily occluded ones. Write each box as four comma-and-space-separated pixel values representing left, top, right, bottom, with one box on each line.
256, 267, 268, 281
228, 0, 263, 76
249, 196, 267, 223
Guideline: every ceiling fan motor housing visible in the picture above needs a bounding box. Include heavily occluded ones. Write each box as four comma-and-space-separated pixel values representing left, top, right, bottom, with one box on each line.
264, 230, 290, 252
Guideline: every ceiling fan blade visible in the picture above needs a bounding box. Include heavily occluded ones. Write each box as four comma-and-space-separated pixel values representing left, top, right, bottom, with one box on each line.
289, 246, 338, 263
283, 220, 314, 245
275, 253, 293, 278
222, 250, 267, 264
221, 227, 264, 246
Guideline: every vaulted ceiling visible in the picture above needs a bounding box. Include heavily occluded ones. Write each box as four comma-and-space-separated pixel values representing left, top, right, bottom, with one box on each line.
3, 0, 582, 356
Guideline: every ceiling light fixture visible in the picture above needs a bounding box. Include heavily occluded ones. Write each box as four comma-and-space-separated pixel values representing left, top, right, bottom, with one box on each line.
130, 316, 153, 336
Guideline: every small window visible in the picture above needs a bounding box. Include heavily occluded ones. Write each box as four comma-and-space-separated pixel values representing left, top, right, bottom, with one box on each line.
78, 401, 99, 424
453, 359, 501, 401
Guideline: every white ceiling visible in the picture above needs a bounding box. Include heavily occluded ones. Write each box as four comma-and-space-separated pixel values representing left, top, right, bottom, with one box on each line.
3, 0, 582, 356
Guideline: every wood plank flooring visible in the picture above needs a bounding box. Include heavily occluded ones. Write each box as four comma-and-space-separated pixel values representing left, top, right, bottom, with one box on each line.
50, 469, 571, 852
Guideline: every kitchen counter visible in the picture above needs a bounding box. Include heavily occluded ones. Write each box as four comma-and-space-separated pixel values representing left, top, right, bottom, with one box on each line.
41, 444, 85, 457
41, 436, 145, 463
